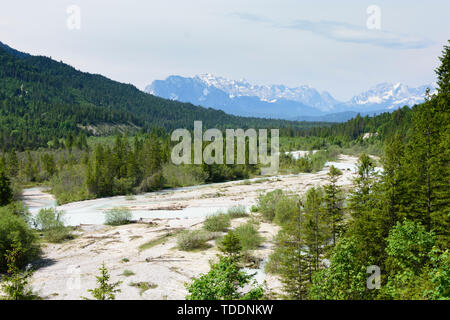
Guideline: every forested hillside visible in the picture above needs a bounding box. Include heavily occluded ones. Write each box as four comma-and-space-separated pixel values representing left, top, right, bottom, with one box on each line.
0, 41, 326, 151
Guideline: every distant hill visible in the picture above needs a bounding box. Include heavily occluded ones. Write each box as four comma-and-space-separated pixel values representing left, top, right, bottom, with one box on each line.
0, 41, 323, 150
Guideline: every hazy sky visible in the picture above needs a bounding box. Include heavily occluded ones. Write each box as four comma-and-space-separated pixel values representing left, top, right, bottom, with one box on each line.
1, 0, 448, 100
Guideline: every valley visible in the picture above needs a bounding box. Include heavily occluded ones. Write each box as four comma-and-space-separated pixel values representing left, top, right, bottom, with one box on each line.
25, 155, 360, 300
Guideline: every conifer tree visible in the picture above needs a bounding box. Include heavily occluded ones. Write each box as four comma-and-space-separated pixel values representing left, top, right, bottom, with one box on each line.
323, 165, 344, 246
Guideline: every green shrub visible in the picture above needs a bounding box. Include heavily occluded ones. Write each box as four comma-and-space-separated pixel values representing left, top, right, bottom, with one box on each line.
162, 164, 208, 187
274, 196, 300, 226
0, 168, 13, 206
177, 230, 218, 251
203, 213, 231, 232
0, 202, 31, 224
136, 171, 165, 193
0, 210, 39, 272
83, 263, 122, 300
218, 230, 242, 255
33, 208, 72, 243
226, 206, 248, 219
257, 189, 285, 221
185, 255, 264, 300
104, 207, 132, 226
122, 270, 135, 277
234, 222, 263, 251
129, 281, 157, 295
50, 165, 89, 204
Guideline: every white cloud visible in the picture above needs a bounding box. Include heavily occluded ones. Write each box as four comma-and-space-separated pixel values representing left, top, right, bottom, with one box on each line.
284, 20, 434, 50
231, 13, 434, 50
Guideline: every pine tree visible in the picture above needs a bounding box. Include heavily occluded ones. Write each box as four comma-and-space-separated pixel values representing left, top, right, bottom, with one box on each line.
0, 164, 13, 206
83, 263, 121, 300
401, 44, 450, 246
302, 187, 328, 279
323, 165, 344, 246
276, 203, 310, 299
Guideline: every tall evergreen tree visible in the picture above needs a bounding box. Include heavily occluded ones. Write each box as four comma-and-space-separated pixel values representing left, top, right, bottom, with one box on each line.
323, 165, 344, 246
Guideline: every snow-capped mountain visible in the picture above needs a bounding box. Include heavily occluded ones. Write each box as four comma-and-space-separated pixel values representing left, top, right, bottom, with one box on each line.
145, 74, 435, 122
340, 82, 435, 113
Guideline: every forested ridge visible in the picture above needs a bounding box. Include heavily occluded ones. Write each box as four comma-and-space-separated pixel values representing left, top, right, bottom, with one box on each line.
0, 41, 329, 151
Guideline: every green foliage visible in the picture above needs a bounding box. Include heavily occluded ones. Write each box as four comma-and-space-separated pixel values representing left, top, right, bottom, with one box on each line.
0, 166, 13, 206
129, 281, 157, 295
274, 195, 299, 226
272, 212, 310, 299
203, 213, 231, 232
33, 208, 72, 243
323, 165, 344, 246
162, 163, 208, 188
83, 263, 122, 300
257, 189, 285, 221
218, 230, 242, 258
104, 207, 132, 226
177, 230, 218, 251
121, 269, 135, 277
185, 255, 264, 300
309, 237, 369, 300
233, 222, 264, 251
1, 243, 39, 300
226, 205, 249, 219
0, 42, 316, 151
0, 209, 38, 272
381, 220, 437, 299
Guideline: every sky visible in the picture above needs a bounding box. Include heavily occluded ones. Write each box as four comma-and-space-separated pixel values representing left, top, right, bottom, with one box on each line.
0, 0, 449, 100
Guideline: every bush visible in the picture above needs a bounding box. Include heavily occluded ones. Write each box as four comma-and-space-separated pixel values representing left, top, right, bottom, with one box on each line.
234, 222, 263, 251
218, 230, 242, 257
257, 189, 285, 221
0, 202, 31, 224
185, 255, 264, 300
274, 196, 300, 226
226, 206, 248, 219
0, 209, 39, 272
50, 165, 89, 204
104, 207, 132, 226
136, 171, 165, 193
33, 208, 72, 243
203, 214, 231, 232
177, 230, 218, 251
162, 164, 208, 187
0, 169, 13, 206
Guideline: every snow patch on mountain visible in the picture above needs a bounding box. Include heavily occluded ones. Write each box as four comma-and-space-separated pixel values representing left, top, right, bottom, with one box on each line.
145, 74, 436, 121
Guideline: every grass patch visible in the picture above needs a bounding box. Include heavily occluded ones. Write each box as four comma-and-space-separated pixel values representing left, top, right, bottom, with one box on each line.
122, 269, 135, 277
234, 222, 264, 251
104, 207, 132, 226
177, 230, 219, 251
203, 214, 231, 232
121, 258, 129, 263
139, 231, 180, 251
226, 205, 249, 219
129, 281, 158, 295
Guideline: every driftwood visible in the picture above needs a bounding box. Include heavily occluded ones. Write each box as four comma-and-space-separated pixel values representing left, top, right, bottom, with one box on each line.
145, 256, 189, 263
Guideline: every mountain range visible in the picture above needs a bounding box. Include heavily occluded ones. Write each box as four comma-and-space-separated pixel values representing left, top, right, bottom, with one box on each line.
146, 74, 435, 122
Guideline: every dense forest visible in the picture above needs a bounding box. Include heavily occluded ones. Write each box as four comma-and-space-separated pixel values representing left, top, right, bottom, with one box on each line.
0, 41, 329, 151
258, 42, 449, 300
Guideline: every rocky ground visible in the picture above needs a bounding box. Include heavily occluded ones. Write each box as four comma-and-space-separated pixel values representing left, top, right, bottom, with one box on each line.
27, 155, 362, 300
